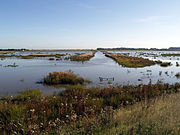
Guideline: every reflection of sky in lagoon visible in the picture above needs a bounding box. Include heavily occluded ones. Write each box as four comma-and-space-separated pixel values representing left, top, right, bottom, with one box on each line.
0, 51, 180, 95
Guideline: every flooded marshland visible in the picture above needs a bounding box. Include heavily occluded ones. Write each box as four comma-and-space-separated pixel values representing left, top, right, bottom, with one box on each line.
1, 50, 180, 95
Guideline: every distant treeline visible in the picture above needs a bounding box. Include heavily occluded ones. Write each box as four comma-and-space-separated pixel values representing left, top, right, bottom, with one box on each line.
0, 49, 28, 51
1, 47, 180, 51
97, 47, 180, 51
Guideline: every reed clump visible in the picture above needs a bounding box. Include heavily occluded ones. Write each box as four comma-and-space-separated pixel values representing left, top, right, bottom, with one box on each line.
176, 62, 180, 67
104, 53, 155, 68
70, 52, 96, 61
160, 62, 171, 67
48, 58, 55, 60
44, 71, 85, 85
175, 73, 180, 78
6, 63, 18, 67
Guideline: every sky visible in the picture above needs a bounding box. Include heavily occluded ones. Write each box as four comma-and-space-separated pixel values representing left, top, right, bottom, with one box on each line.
0, 0, 180, 49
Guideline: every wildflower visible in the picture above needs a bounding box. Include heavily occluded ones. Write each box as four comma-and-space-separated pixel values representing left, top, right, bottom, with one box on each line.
55, 118, 60, 124
30, 109, 35, 113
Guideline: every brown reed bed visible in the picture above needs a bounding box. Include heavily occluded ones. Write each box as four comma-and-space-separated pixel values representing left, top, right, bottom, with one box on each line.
0, 82, 180, 134
0, 51, 15, 54
70, 51, 96, 61
28, 54, 66, 57
104, 53, 156, 68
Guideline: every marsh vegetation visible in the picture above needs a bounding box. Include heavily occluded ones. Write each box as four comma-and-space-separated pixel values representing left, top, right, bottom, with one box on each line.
1, 50, 180, 96
44, 71, 86, 85
70, 51, 96, 61
0, 82, 180, 134
161, 53, 180, 57
104, 52, 156, 68
1, 50, 180, 134
0, 53, 67, 60
160, 62, 171, 67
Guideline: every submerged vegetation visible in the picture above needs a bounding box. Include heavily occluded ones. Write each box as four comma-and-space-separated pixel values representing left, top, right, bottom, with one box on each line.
70, 51, 96, 61
48, 58, 55, 60
176, 62, 180, 67
6, 63, 18, 67
104, 53, 156, 68
44, 71, 86, 85
160, 62, 171, 67
175, 73, 180, 78
1, 82, 180, 134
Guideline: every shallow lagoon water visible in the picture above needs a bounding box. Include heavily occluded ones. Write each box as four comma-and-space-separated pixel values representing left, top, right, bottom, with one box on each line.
0, 51, 180, 95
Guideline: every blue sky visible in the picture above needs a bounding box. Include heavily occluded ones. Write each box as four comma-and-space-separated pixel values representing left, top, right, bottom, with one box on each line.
0, 0, 180, 49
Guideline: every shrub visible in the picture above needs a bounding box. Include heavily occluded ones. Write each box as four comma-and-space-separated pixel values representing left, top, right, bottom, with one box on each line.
44, 71, 85, 85
70, 52, 96, 61
49, 58, 55, 60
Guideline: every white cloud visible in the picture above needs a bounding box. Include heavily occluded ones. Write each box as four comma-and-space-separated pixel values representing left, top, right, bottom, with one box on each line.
136, 16, 170, 23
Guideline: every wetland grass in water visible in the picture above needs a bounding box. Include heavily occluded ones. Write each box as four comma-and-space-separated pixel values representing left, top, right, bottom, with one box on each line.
161, 53, 180, 56
104, 52, 156, 68
1, 51, 180, 95
1, 50, 180, 134
70, 51, 96, 61
44, 71, 86, 85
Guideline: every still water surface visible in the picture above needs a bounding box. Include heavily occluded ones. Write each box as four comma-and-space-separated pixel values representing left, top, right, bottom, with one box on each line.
0, 51, 180, 95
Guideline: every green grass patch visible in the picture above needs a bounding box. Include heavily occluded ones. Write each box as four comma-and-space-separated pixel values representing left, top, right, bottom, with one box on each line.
105, 53, 156, 68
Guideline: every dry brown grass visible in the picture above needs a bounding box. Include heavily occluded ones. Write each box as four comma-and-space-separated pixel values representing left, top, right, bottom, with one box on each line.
79, 52, 94, 57
0, 51, 15, 54
70, 51, 96, 61
100, 93, 180, 134
29, 54, 55, 57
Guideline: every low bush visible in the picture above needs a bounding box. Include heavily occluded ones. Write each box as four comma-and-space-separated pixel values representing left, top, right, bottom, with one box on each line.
44, 71, 85, 85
